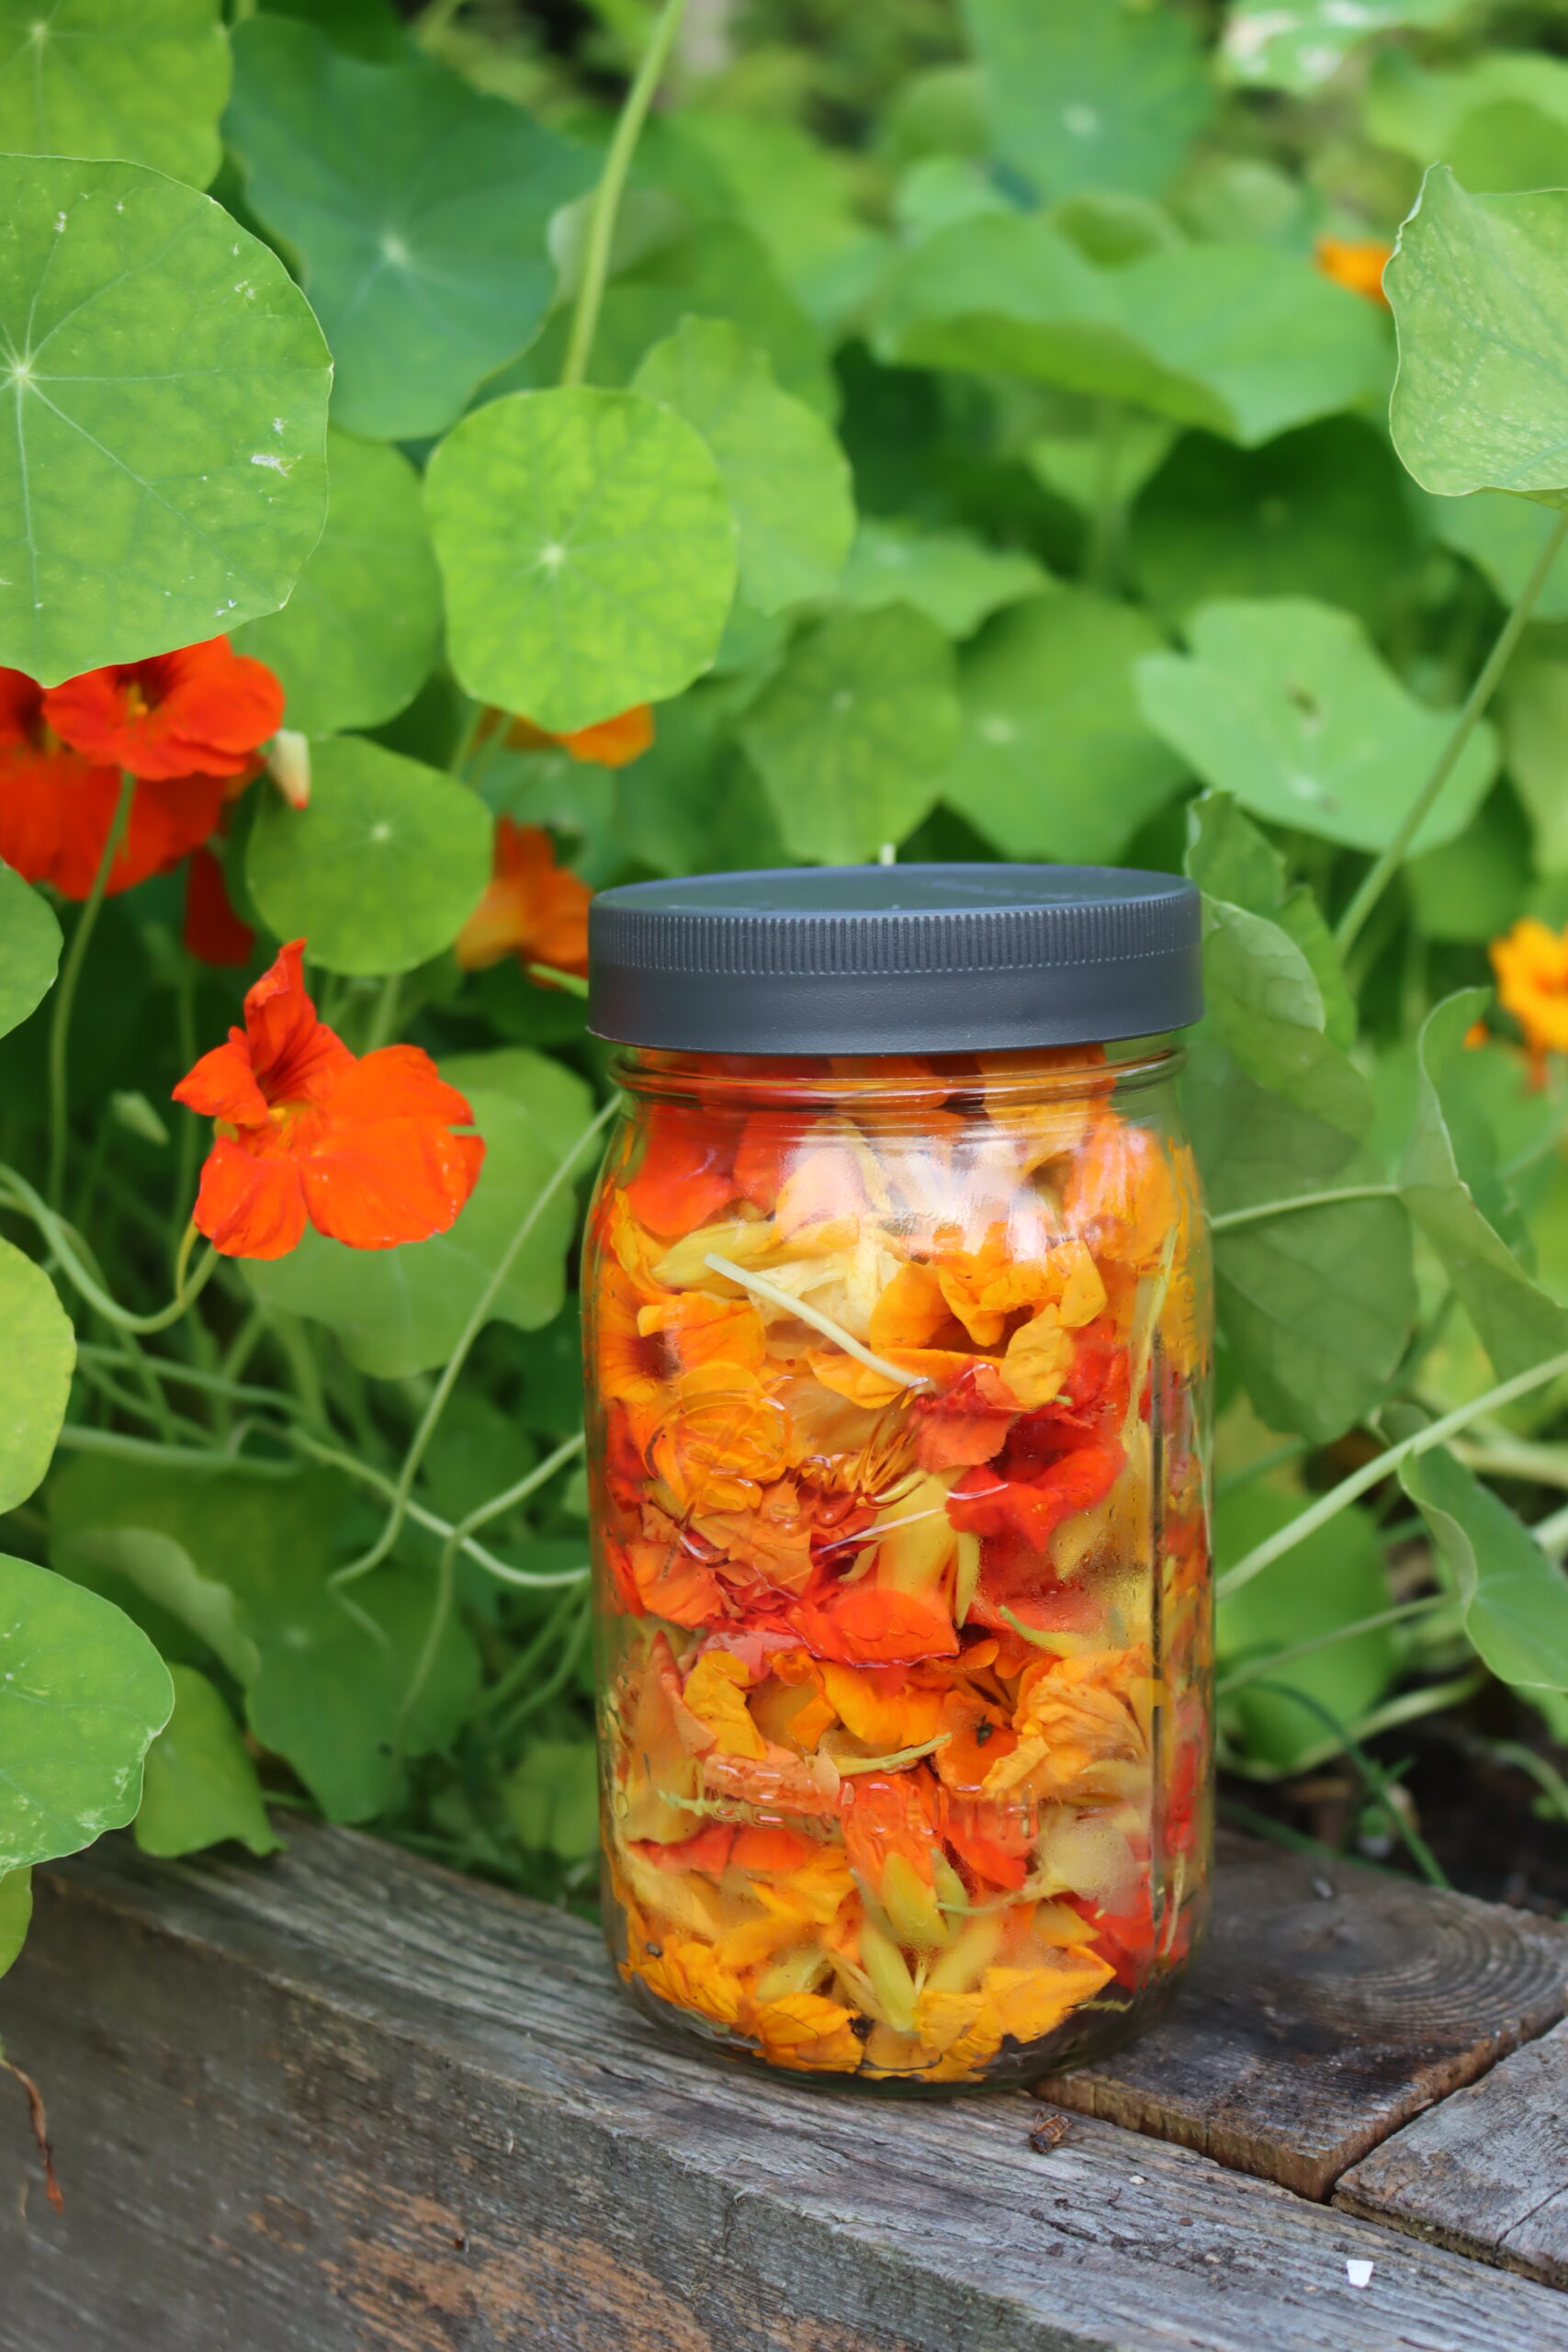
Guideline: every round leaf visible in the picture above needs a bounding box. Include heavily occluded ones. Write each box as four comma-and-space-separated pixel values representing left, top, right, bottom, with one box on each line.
0, 861, 61, 1042
837, 520, 1048, 638
1216, 1488, 1394, 1772
246, 736, 492, 977
0, 0, 231, 187
0, 1238, 73, 1515
1127, 419, 1420, 631
1223, 0, 1466, 96
1136, 597, 1497, 854
1427, 484, 1568, 620
243, 1084, 579, 1377
426, 387, 739, 734
227, 16, 592, 440
0, 1867, 31, 1978
941, 591, 1181, 863
231, 429, 442, 734
1388, 166, 1568, 503
739, 605, 960, 864
0, 1552, 174, 1871
134, 1665, 282, 1860
963, 0, 1214, 200
632, 318, 854, 616
0, 156, 330, 684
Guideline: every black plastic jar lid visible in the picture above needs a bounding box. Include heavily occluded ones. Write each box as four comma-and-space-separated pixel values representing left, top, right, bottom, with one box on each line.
588, 865, 1201, 1057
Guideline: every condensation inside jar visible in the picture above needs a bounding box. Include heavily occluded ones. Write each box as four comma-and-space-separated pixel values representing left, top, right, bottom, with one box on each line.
584, 1036, 1213, 2090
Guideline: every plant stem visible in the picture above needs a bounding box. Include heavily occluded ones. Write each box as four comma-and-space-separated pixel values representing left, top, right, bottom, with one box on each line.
1217, 1345, 1568, 1602
1216, 1598, 1449, 1698
330, 1098, 616, 1589
558, 0, 688, 390
1336, 506, 1568, 956
1209, 1183, 1399, 1235
0, 1168, 219, 1333
288, 1428, 591, 1589
48, 773, 133, 1208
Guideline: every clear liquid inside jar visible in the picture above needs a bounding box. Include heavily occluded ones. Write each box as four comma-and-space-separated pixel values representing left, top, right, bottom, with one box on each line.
584, 1041, 1213, 2090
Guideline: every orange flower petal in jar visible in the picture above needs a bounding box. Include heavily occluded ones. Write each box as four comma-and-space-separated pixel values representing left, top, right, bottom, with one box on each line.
584, 865, 1212, 2088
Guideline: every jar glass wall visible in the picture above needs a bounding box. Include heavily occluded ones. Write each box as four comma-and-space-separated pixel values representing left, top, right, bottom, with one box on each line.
584, 1041, 1212, 2090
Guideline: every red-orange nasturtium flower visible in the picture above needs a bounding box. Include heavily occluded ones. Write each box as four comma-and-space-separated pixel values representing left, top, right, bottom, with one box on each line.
1313, 234, 1393, 308
0, 668, 230, 899
503, 703, 654, 768
1491, 916, 1568, 1084
455, 818, 592, 980
44, 637, 285, 781
173, 940, 485, 1261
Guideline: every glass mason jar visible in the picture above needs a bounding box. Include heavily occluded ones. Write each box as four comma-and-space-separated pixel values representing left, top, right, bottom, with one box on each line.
582, 867, 1211, 2090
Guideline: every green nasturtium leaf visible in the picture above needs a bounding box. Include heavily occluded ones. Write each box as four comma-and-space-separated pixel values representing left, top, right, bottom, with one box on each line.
1222, 0, 1466, 96
427, 388, 739, 736
226, 17, 592, 440
632, 320, 853, 616
505, 1736, 598, 1859
51, 1464, 476, 1825
1388, 167, 1568, 503
0, 0, 231, 188
0, 1867, 30, 1977
0, 862, 61, 1043
1185, 793, 1356, 1051
837, 521, 1049, 639
873, 214, 1389, 449
1136, 598, 1497, 855
1367, 50, 1568, 179
245, 1084, 577, 1378
0, 1240, 73, 1515
1189, 1053, 1416, 1443
1216, 1487, 1395, 1772
51, 1502, 262, 1687
1401, 991, 1568, 1382
1025, 404, 1176, 518
1400, 1439, 1568, 1692
1128, 420, 1421, 632
0, 156, 330, 684
940, 591, 1180, 864
437, 1048, 595, 1170
134, 1665, 282, 1860
1427, 488, 1568, 621
739, 605, 960, 865
962, 0, 1214, 201
1406, 787, 1534, 944
0, 1552, 173, 1871
232, 429, 442, 735
1200, 899, 1371, 1139
246, 736, 491, 977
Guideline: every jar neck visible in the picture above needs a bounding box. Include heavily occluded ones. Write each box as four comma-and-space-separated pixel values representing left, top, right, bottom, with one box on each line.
608, 1040, 1185, 1113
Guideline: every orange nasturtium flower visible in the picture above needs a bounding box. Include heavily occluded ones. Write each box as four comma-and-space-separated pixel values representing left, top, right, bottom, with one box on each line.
44, 637, 285, 780
1491, 916, 1568, 1083
455, 818, 592, 980
0, 638, 287, 901
183, 842, 256, 969
173, 940, 485, 1261
505, 703, 654, 768
1313, 233, 1393, 308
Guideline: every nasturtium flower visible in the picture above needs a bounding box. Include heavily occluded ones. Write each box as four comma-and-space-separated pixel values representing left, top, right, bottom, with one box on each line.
454, 818, 592, 979
1313, 234, 1393, 308
503, 703, 654, 768
173, 939, 485, 1260
43, 637, 285, 781
0, 667, 227, 899
1491, 915, 1568, 1082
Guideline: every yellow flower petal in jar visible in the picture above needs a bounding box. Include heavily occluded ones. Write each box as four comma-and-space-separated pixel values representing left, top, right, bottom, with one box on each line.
982, 1954, 1114, 2043
752, 1842, 856, 1928
682, 1650, 767, 1759
637, 1289, 768, 1371
818, 1660, 944, 1752
628, 1932, 748, 2030
649, 1360, 792, 1512
1000, 1306, 1075, 1409
1063, 1110, 1183, 1272
748, 1989, 864, 2073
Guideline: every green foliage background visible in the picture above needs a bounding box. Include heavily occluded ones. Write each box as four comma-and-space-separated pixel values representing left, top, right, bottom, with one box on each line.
8, 0, 1568, 1962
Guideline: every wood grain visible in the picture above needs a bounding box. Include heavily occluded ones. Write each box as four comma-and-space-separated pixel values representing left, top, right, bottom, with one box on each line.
1, 1823, 1567, 2351
1044, 1828, 1568, 2199
1336, 2016, 1568, 2287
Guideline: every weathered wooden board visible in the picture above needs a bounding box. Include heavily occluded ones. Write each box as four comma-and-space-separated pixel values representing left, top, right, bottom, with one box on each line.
3, 1825, 1568, 2352
1336, 2015, 1568, 2287
1045, 1829, 1568, 2199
